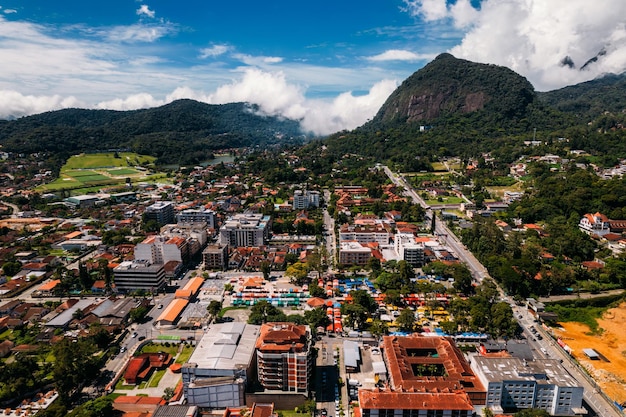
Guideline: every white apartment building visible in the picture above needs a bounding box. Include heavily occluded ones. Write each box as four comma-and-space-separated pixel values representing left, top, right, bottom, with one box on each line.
471, 356, 585, 416
144, 201, 175, 225
339, 224, 391, 246
134, 235, 185, 264
176, 208, 216, 229
293, 190, 320, 210
219, 213, 271, 247
113, 260, 166, 293
394, 232, 425, 267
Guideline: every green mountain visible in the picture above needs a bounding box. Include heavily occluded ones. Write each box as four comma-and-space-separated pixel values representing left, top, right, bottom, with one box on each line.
308, 53, 573, 170
0, 99, 308, 165
537, 72, 626, 121
373, 53, 537, 126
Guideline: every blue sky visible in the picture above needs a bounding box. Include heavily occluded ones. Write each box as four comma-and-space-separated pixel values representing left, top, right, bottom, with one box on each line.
2, 0, 626, 134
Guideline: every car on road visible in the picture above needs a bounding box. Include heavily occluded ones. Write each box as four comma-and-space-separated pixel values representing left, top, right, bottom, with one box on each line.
131, 332, 137, 338
120, 346, 126, 353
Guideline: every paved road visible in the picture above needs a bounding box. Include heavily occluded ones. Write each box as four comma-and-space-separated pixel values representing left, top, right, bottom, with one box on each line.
382, 165, 624, 416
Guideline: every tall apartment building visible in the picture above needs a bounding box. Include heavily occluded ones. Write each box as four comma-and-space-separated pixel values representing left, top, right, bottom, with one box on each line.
161, 222, 209, 258
471, 356, 585, 416
176, 208, 216, 229
292, 190, 320, 210
113, 260, 166, 293
135, 235, 186, 264
203, 245, 229, 270
395, 232, 425, 267
219, 213, 271, 247
255, 323, 312, 393
144, 201, 175, 226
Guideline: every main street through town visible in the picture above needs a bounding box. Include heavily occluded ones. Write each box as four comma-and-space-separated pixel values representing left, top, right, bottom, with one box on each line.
382, 164, 624, 417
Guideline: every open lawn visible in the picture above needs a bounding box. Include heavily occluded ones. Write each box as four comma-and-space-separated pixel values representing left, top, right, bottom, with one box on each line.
553, 302, 626, 404
424, 196, 464, 205
107, 168, 140, 176
36, 152, 164, 194
486, 182, 525, 198
64, 152, 156, 169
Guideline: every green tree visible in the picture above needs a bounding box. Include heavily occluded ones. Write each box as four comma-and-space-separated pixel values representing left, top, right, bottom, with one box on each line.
396, 308, 417, 333
67, 396, 114, 417
248, 300, 287, 325
285, 262, 309, 285
207, 300, 223, 318
304, 307, 331, 330
368, 319, 389, 339
342, 304, 368, 330
349, 289, 377, 314
260, 261, 271, 280
52, 338, 99, 405
308, 281, 325, 298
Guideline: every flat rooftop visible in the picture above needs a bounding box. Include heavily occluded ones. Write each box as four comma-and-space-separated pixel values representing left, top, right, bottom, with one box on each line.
185, 322, 260, 371
471, 356, 581, 387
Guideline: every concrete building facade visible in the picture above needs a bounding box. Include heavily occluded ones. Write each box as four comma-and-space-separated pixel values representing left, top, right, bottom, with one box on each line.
113, 260, 166, 293
219, 214, 271, 248
255, 323, 312, 393
182, 322, 260, 408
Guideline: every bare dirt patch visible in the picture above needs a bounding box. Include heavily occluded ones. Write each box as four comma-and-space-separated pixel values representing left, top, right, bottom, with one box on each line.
553, 303, 626, 404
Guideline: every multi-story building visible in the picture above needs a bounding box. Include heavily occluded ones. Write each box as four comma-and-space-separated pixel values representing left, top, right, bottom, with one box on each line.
292, 190, 320, 210
358, 335, 486, 417
219, 213, 271, 248
176, 208, 216, 229
255, 323, 312, 393
203, 245, 229, 270
339, 224, 391, 245
113, 260, 166, 293
135, 235, 186, 264
338, 241, 373, 266
144, 201, 175, 226
394, 233, 425, 267
471, 356, 585, 416
182, 322, 260, 408
160, 222, 209, 258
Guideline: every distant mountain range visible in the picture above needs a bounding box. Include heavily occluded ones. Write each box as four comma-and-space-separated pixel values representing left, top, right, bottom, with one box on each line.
2, 54, 626, 170
0, 100, 308, 165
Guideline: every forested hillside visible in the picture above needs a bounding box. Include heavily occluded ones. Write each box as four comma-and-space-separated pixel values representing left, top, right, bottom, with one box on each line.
0, 100, 308, 166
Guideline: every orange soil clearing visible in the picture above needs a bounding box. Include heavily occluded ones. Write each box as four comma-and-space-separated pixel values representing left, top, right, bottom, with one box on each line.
553, 303, 626, 404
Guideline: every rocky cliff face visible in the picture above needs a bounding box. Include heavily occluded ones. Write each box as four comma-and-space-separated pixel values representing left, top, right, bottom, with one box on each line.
373, 53, 536, 125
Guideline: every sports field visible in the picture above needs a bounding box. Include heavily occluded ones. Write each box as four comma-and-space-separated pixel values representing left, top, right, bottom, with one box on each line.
37, 152, 164, 193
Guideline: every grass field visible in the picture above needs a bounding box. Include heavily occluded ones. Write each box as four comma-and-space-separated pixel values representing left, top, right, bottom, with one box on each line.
64, 152, 156, 169
36, 152, 163, 194
424, 196, 465, 205
107, 168, 140, 176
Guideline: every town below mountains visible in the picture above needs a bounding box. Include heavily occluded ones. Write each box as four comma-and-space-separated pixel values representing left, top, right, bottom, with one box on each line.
1, 54, 626, 417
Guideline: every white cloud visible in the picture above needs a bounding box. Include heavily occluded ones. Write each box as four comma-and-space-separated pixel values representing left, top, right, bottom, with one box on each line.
232, 53, 284, 66
299, 80, 398, 135
263, 56, 283, 64
0, 90, 81, 119
3, 9, 17, 14
403, 0, 448, 21
403, 0, 626, 91
106, 23, 174, 42
199, 44, 230, 59
367, 49, 433, 62
136, 5, 155, 19
90, 70, 398, 136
